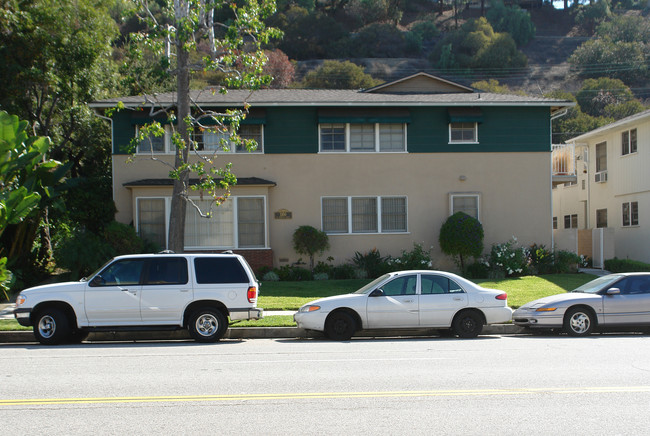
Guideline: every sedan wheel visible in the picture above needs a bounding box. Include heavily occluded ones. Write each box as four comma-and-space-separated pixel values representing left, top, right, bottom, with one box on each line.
452, 311, 483, 339
564, 307, 594, 336
324, 311, 356, 341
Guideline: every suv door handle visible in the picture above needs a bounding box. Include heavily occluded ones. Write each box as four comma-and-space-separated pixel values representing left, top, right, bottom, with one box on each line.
404, 299, 414, 303
453, 297, 463, 301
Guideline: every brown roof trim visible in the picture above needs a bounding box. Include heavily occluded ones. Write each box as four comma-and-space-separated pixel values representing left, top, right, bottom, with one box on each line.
124, 177, 276, 188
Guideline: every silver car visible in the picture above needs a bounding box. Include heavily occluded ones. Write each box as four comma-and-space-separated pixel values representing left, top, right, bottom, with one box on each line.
294, 270, 512, 340
513, 273, 650, 336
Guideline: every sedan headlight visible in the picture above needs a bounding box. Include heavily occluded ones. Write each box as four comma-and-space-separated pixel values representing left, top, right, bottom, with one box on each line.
535, 307, 557, 312
299, 305, 321, 313
15, 294, 25, 306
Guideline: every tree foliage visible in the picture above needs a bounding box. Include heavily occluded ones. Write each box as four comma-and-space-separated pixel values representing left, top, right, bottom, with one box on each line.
485, 0, 535, 47
293, 225, 330, 271
438, 212, 484, 272
575, 0, 612, 35
263, 49, 295, 88
301, 60, 381, 89
575, 77, 636, 117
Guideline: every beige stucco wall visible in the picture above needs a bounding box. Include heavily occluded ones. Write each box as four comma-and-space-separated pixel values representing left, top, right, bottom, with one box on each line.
113, 151, 553, 270
553, 113, 650, 263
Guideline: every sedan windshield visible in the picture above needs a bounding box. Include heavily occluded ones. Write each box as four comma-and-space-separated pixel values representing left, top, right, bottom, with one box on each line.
572, 275, 622, 294
354, 274, 391, 294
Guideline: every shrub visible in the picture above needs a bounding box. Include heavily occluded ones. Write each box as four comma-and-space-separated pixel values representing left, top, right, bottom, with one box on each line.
486, 0, 535, 47
554, 250, 581, 273
529, 243, 555, 274
301, 60, 380, 89
352, 23, 414, 58
54, 230, 115, 280
604, 258, 650, 273
331, 264, 357, 279
292, 225, 329, 271
439, 212, 484, 272
390, 243, 433, 270
276, 265, 313, 281
313, 272, 329, 281
465, 262, 489, 279
262, 271, 280, 281
484, 237, 528, 277
352, 248, 391, 278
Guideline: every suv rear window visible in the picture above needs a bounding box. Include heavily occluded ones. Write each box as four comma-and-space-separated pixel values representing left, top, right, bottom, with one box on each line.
194, 257, 249, 284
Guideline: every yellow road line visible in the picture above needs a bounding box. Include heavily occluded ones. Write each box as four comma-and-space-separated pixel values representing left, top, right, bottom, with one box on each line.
2, 386, 650, 406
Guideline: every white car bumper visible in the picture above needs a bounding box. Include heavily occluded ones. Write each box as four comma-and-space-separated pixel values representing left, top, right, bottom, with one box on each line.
294, 310, 329, 331
512, 308, 564, 328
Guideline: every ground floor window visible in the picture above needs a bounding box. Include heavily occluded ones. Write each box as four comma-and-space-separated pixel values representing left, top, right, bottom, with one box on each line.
322, 196, 407, 234
450, 193, 480, 220
622, 201, 639, 227
564, 214, 578, 229
136, 196, 266, 249
553, 217, 558, 229
596, 209, 607, 228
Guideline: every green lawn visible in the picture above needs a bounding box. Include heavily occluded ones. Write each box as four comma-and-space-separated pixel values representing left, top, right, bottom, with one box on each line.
0, 274, 598, 331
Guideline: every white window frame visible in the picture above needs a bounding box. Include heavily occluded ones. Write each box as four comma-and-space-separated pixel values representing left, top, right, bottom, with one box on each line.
193, 124, 264, 154
622, 201, 639, 227
321, 196, 408, 235
135, 125, 171, 154
448, 122, 478, 144
449, 193, 480, 221
621, 128, 637, 156
318, 123, 407, 153
135, 195, 267, 250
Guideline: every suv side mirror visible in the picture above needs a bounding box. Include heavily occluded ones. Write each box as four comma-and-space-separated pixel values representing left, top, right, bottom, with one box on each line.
370, 289, 385, 297
606, 287, 621, 295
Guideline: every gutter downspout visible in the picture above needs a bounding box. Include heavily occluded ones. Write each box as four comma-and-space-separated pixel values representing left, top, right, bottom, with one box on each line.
92, 111, 116, 208
550, 108, 569, 251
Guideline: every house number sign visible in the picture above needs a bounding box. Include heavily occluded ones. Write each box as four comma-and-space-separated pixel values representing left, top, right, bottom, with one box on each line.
274, 209, 292, 219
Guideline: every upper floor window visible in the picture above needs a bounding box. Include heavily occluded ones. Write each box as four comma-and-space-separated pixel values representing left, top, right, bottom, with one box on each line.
596, 141, 607, 172
449, 122, 478, 143
137, 125, 168, 153
450, 193, 480, 220
193, 124, 263, 153
622, 128, 637, 156
564, 214, 578, 229
321, 196, 407, 234
622, 201, 638, 227
596, 209, 607, 228
319, 123, 406, 153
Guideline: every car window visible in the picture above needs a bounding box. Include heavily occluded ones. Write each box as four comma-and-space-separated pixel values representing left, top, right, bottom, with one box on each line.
616, 276, 650, 295
381, 275, 417, 296
421, 275, 465, 294
194, 257, 249, 284
143, 257, 188, 285
97, 260, 145, 286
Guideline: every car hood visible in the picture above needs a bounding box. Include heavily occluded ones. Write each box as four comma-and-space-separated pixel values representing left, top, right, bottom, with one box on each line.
20, 281, 86, 295
518, 292, 601, 310
301, 293, 366, 309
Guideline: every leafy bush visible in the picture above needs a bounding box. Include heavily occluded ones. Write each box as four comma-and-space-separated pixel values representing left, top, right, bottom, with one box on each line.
486, 0, 535, 46
554, 250, 581, 273
352, 248, 391, 278
484, 237, 529, 277
604, 258, 650, 273
575, 0, 612, 35
293, 225, 329, 270
465, 262, 490, 279
54, 230, 115, 280
276, 265, 313, 281
331, 264, 356, 279
569, 39, 647, 83
439, 212, 484, 271
352, 24, 416, 58
390, 243, 433, 270
574, 78, 636, 117
528, 243, 555, 275
262, 271, 280, 281
313, 272, 329, 281
301, 60, 381, 89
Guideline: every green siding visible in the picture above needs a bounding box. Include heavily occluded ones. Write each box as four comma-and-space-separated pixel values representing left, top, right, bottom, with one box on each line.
111, 105, 551, 155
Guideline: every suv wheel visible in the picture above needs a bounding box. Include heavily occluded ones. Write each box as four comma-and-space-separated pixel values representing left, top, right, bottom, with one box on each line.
188, 308, 228, 342
34, 308, 71, 345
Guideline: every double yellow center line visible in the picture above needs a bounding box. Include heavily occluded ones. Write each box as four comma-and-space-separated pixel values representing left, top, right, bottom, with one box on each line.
2, 386, 650, 406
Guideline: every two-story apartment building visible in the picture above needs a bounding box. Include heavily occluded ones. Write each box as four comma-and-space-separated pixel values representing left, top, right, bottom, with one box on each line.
552, 109, 650, 266
91, 73, 572, 271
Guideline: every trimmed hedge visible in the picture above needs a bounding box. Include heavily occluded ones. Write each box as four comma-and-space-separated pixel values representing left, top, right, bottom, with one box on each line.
604, 258, 650, 273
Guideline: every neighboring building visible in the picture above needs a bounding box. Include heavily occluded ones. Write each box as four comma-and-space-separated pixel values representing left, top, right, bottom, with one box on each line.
91, 73, 571, 271
552, 109, 650, 266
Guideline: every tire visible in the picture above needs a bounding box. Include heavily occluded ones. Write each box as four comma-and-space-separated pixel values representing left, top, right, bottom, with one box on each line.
188, 308, 228, 342
452, 311, 483, 339
33, 308, 71, 345
564, 307, 594, 336
324, 311, 356, 341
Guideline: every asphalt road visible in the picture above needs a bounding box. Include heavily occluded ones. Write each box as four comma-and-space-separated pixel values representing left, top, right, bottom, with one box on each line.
2, 334, 650, 434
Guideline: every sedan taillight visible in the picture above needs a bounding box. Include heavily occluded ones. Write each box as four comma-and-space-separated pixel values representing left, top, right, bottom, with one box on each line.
495, 293, 507, 300
247, 286, 257, 303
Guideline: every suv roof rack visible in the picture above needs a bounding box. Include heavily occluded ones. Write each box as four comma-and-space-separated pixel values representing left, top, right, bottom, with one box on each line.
157, 250, 175, 254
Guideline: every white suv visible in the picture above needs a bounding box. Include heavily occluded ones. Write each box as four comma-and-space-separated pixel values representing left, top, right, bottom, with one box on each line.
14, 252, 263, 344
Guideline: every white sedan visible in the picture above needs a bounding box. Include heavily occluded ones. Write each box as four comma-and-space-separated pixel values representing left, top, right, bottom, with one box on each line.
294, 270, 512, 340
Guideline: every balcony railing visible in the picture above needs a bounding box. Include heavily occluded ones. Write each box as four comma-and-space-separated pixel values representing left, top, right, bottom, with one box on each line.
552, 144, 577, 186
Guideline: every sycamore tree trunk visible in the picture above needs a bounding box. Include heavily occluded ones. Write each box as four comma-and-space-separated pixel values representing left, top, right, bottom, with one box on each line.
168, 5, 191, 253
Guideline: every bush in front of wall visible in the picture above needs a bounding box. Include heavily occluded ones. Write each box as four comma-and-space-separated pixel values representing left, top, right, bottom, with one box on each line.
604, 258, 650, 273
439, 212, 484, 272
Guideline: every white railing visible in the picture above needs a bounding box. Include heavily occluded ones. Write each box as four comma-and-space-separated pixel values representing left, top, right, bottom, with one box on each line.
551, 144, 575, 175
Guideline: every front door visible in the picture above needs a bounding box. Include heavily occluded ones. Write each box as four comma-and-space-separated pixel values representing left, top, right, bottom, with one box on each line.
366, 275, 419, 328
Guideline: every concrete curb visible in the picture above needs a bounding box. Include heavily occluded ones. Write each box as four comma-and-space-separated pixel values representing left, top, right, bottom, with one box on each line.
0, 324, 526, 343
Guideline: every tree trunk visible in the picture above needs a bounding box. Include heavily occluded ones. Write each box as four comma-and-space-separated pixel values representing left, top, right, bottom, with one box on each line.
168, 2, 191, 253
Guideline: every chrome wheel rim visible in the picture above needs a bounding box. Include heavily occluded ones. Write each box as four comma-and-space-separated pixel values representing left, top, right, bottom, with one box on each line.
569, 312, 590, 334
38, 315, 56, 339
195, 314, 218, 337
